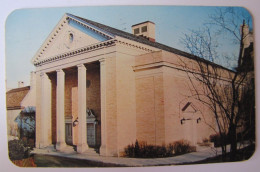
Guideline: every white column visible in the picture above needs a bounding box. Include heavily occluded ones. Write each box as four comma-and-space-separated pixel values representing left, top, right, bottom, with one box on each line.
99, 58, 107, 156
56, 69, 66, 150
40, 72, 52, 148
77, 64, 88, 153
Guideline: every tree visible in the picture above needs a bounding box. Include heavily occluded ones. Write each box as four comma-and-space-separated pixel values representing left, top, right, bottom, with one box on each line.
15, 106, 36, 140
180, 7, 254, 161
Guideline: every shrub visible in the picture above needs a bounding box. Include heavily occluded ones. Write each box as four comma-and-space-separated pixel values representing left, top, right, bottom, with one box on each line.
8, 139, 32, 161
209, 133, 230, 147
124, 140, 175, 158
172, 140, 196, 155
124, 140, 196, 158
209, 133, 220, 143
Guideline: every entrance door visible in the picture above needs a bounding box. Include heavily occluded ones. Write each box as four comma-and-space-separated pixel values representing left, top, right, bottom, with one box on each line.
183, 119, 197, 145
87, 123, 95, 147
65, 123, 73, 145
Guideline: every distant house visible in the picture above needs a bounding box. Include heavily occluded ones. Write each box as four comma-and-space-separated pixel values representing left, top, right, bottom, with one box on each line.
6, 72, 36, 140
6, 86, 30, 139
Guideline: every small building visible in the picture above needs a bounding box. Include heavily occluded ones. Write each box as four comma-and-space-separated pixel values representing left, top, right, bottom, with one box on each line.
31, 13, 235, 156
6, 72, 36, 141
6, 86, 30, 139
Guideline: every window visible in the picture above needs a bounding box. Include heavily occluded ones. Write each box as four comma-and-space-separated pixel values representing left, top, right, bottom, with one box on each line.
69, 33, 74, 43
134, 28, 140, 34
141, 26, 147, 32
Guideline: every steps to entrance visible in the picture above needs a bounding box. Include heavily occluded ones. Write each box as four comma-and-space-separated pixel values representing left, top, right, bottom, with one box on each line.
82, 148, 99, 156
32, 145, 99, 157
61, 145, 75, 153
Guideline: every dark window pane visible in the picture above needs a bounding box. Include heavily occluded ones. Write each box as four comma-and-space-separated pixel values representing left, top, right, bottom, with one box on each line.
142, 26, 147, 32
134, 28, 140, 34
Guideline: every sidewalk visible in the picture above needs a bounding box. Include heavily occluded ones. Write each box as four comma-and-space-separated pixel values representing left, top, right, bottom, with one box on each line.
31, 143, 248, 167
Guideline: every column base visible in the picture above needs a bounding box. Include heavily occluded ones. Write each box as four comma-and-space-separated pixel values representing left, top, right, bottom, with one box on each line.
39, 142, 46, 149
77, 144, 89, 153
99, 145, 106, 156
55, 142, 67, 151
39, 142, 51, 149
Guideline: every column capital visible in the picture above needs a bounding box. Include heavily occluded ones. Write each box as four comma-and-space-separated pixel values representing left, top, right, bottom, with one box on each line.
77, 64, 86, 69
99, 58, 106, 64
56, 69, 64, 73
40, 72, 46, 77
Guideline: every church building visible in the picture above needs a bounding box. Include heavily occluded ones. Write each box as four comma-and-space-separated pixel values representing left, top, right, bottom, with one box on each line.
32, 13, 220, 156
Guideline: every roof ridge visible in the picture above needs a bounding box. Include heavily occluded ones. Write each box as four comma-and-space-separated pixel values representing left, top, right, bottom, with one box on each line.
68, 13, 232, 72
6, 86, 30, 93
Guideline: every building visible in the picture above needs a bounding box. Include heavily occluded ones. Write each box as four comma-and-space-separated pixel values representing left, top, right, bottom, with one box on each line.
6, 72, 36, 140
31, 13, 227, 157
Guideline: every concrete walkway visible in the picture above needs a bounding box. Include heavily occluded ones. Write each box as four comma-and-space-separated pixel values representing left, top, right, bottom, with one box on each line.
31, 143, 248, 167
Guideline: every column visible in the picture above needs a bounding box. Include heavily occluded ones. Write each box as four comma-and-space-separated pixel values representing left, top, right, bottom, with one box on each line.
56, 69, 66, 150
77, 64, 88, 153
40, 72, 52, 148
99, 58, 107, 156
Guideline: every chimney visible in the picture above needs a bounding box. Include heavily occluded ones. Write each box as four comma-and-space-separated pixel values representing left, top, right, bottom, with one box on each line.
240, 21, 251, 48
18, 81, 24, 88
132, 21, 155, 42
30, 71, 36, 89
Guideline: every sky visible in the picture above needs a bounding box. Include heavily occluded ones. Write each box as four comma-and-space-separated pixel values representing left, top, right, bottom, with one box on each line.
5, 6, 252, 89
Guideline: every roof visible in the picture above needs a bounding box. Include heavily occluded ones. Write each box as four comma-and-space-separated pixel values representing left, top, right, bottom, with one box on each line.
70, 14, 232, 72
132, 21, 155, 27
6, 86, 30, 110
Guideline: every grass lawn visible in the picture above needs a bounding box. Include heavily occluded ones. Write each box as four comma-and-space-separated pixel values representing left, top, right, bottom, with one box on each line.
33, 154, 127, 167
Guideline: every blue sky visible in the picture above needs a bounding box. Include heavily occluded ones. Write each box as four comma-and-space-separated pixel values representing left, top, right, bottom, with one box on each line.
5, 6, 252, 89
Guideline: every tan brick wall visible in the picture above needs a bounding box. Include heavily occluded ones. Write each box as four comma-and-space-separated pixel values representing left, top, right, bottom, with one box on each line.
136, 76, 156, 144
86, 65, 101, 146
71, 86, 78, 145
49, 73, 57, 144
136, 72, 165, 145
105, 56, 118, 156
135, 51, 216, 147
65, 71, 77, 118
154, 74, 165, 145
163, 65, 215, 145
115, 51, 137, 155
163, 68, 188, 144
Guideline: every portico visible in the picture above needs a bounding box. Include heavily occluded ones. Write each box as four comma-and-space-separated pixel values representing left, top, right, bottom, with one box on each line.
37, 60, 105, 153
32, 12, 120, 155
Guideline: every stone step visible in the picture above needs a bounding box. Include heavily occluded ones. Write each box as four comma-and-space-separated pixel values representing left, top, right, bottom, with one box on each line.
83, 148, 99, 156
62, 145, 75, 153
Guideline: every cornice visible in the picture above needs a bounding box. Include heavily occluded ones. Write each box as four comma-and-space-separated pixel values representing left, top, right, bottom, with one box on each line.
133, 61, 233, 82
34, 39, 116, 67
115, 37, 155, 53
34, 37, 159, 67
66, 14, 114, 40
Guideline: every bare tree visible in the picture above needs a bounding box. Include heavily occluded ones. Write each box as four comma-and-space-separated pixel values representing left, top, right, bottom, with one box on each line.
180, 7, 254, 161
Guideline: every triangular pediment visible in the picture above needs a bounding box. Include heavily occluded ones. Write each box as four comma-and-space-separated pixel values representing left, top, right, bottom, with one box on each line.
31, 13, 114, 65
182, 102, 197, 113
